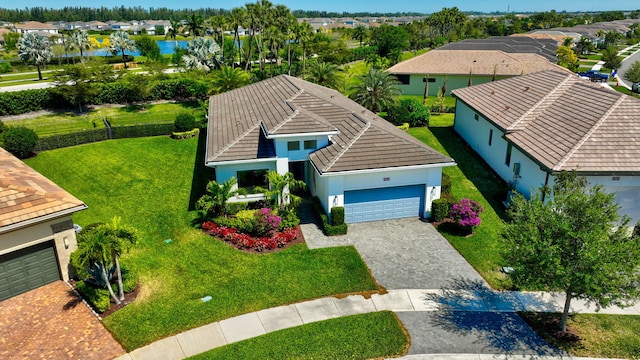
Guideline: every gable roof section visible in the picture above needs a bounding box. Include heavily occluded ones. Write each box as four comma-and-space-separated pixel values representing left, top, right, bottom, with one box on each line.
207, 75, 454, 173
452, 70, 640, 173
438, 36, 559, 62
0, 148, 86, 232
388, 50, 570, 77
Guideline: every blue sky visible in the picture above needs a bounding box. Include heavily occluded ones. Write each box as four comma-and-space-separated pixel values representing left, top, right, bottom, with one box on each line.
7, 1, 640, 13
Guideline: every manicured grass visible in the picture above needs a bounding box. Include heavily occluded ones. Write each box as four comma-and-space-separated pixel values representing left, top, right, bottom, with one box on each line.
401, 48, 429, 61
520, 312, 640, 358
189, 312, 408, 360
428, 113, 454, 127
409, 126, 511, 289
25, 135, 379, 350
401, 94, 457, 109
7, 102, 203, 136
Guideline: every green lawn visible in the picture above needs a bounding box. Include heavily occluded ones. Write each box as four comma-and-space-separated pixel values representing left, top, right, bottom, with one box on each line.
7, 102, 203, 137
401, 94, 457, 109
409, 125, 511, 289
190, 312, 408, 359
25, 135, 379, 350
521, 312, 640, 358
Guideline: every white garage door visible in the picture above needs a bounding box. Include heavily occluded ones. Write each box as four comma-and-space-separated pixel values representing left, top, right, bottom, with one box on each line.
344, 185, 425, 223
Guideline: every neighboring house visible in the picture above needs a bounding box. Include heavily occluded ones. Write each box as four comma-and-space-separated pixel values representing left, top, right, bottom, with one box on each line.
452, 70, 640, 224
110, 22, 131, 31
0, 148, 86, 301
205, 75, 455, 223
14, 21, 58, 35
437, 36, 560, 62
388, 49, 571, 97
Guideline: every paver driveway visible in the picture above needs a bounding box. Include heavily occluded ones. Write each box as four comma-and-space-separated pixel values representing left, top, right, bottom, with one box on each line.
0, 281, 125, 359
302, 217, 485, 289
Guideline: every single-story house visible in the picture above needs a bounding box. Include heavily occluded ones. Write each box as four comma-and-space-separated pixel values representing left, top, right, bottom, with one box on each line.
438, 36, 560, 62
14, 21, 58, 35
205, 75, 455, 223
0, 148, 86, 301
388, 49, 571, 97
452, 69, 640, 224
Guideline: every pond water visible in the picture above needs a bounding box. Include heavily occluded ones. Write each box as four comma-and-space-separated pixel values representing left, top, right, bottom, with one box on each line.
85, 40, 189, 57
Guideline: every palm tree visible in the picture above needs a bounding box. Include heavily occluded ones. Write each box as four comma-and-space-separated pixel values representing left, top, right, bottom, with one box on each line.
71, 30, 90, 62
349, 68, 401, 113
294, 21, 314, 76
263, 25, 285, 76
17, 32, 53, 80
165, 18, 182, 45
258, 171, 306, 209
305, 60, 342, 90
213, 66, 250, 93
197, 177, 246, 218
182, 37, 222, 73
105, 217, 137, 301
352, 25, 369, 46
108, 31, 136, 68
208, 14, 227, 60
71, 226, 121, 305
229, 7, 247, 68
185, 14, 205, 38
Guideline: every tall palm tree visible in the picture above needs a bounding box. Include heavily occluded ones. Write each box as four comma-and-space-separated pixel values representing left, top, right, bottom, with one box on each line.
71, 30, 90, 62
108, 30, 136, 68
208, 14, 227, 60
263, 25, 285, 76
182, 37, 222, 73
165, 18, 181, 45
18, 32, 53, 80
305, 60, 342, 90
105, 217, 137, 301
349, 68, 401, 113
229, 7, 247, 68
186, 14, 205, 38
294, 21, 314, 76
258, 171, 306, 209
213, 66, 250, 93
60, 33, 75, 65
352, 25, 369, 46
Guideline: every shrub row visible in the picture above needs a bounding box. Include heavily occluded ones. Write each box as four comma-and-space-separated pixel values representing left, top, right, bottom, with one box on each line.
171, 128, 199, 140
312, 197, 348, 236
0, 78, 210, 116
75, 281, 111, 313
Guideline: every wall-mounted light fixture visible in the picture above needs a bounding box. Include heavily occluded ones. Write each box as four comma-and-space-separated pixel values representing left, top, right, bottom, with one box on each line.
63, 236, 69, 249
431, 186, 437, 198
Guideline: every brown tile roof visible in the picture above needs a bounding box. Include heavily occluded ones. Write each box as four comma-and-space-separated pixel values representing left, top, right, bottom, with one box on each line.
0, 148, 86, 230
15, 21, 56, 30
388, 50, 571, 77
207, 75, 454, 173
452, 70, 640, 174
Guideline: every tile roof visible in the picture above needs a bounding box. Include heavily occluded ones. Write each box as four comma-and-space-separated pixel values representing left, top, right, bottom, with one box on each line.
437, 36, 560, 62
0, 148, 86, 230
452, 70, 640, 174
15, 21, 56, 30
207, 75, 454, 173
388, 50, 570, 77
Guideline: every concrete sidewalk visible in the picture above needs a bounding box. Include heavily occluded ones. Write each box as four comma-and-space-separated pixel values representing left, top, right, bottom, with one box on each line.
115, 288, 639, 360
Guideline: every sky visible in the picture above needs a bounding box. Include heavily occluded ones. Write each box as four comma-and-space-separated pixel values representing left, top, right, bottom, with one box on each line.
7, 0, 640, 14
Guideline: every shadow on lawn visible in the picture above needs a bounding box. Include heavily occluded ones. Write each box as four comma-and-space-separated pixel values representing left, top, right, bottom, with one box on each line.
429, 127, 509, 219
422, 278, 563, 358
188, 130, 215, 213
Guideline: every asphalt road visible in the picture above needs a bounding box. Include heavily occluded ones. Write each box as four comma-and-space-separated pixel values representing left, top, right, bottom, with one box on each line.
618, 48, 640, 88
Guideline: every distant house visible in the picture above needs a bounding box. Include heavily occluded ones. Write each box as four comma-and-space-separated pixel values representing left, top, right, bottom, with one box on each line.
110, 22, 131, 31
0, 148, 87, 301
388, 49, 571, 97
452, 70, 640, 224
14, 21, 58, 35
206, 75, 455, 223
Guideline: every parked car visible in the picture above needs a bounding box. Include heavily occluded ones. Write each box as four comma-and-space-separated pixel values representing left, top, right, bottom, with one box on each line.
632, 82, 640, 93
576, 70, 609, 82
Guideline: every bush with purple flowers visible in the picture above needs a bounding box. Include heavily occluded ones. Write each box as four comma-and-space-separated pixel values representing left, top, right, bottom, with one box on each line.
449, 198, 484, 234
254, 208, 282, 237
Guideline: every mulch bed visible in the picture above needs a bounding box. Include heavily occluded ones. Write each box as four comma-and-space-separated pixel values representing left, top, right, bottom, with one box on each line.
212, 225, 307, 254
519, 312, 581, 347
69, 279, 140, 318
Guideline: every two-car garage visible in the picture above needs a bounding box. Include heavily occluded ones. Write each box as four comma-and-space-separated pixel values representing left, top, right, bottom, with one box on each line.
344, 185, 425, 223
0, 241, 61, 301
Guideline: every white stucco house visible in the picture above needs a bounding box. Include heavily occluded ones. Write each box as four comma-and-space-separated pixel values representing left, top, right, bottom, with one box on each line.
452, 70, 640, 224
206, 75, 455, 223
0, 148, 86, 301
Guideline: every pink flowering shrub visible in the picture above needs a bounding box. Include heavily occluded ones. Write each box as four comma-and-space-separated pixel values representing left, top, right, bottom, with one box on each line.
254, 208, 282, 237
449, 198, 484, 234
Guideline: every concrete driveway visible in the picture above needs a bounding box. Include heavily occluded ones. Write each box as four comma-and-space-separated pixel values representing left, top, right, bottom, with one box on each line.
0, 281, 125, 359
303, 217, 485, 290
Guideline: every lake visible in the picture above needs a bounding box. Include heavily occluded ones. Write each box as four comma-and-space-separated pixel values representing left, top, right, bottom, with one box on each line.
85, 40, 189, 57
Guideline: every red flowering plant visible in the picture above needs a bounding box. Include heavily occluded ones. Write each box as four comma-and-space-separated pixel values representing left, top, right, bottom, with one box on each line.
449, 198, 484, 235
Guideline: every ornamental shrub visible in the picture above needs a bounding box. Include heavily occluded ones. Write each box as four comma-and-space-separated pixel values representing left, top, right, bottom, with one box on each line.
254, 208, 281, 237
1, 126, 38, 159
75, 281, 111, 313
449, 198, 484, 234
0, 120, 5, 134
174, 112, 196, 132
441, 173, 452, 194
431, 198, 450, 222
278, 207, 300, 230
331, 206, 345, 225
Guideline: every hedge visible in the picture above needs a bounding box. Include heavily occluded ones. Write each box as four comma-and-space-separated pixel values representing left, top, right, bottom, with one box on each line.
431, 198, 450, 222
75, 281, 111, 313
331, 206, 345, 226
312, 197, 348, 236
171, 128, 199, 140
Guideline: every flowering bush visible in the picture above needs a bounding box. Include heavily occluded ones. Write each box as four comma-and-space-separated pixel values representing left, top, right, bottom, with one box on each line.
449, 198, 484, 234
254, 208, 281, 237
202, 216, 298, 252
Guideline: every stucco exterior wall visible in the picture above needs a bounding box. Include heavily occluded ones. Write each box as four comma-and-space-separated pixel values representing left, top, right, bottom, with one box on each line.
397, 74, 510, 96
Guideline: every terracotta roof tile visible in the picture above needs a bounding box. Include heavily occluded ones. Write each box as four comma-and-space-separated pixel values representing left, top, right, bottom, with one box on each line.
0, 148, 86, 229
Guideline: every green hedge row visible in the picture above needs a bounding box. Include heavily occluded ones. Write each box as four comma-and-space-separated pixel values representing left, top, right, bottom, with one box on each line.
75, 281, 111, 313
171, 128, 199, 140
312, 197, 348, 236
0, 78, 210, 116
